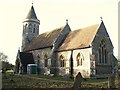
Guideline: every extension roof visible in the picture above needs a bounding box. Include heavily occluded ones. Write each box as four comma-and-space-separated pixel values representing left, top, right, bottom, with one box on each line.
19, 52, 34, 66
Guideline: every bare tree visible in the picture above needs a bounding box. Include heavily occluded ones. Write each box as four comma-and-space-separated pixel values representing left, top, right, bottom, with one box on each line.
0, 52, 8, 62
0, 52, 8, 75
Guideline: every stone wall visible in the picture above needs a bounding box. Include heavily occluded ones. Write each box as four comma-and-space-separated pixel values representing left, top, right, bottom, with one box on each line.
30, 47, 52, 74
50, 24, 71, 75
92, 22, 114, 76
57, 48, 91, 78
96, 65, 112, 75
73, 48, 91, 78
56, 51, 71, 76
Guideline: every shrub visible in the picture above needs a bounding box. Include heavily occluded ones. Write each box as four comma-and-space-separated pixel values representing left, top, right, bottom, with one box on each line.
6, 70, 14, 74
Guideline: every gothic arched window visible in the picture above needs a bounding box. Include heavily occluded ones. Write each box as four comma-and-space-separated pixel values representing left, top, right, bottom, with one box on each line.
29, 23, 32, 29
33, 28, 35, 33
25, 24, 27, 30
37, 25, 39, 31
60, 55, 65, 67
33, 24, 36, 33
23, 26, 25, 34
99, 39, 108, 64
44, 54, 48, 67
76, 53, 83, 66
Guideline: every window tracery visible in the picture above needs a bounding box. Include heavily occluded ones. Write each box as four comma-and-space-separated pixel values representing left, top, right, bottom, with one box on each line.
60, 55, 65, 67
98, 39, 107, 64
33, 24, 36, 33
76, 52, 83, 66
44, 54, 48, 67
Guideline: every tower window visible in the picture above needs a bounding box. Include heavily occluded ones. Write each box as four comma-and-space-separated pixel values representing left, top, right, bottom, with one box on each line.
25, 24, 27, 29
33, 24, 36, 33
33, 28, 35, 33
37, 25, 39, 30
29, 23, 32, 30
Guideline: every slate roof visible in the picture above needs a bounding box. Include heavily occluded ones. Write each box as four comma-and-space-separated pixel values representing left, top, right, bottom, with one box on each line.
19, 52, 35, 66
26, 6, 38, 19
23, 26, 64, 51
58, 24, 100, 51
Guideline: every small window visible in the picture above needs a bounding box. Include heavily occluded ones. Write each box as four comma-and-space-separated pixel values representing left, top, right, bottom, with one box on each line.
76, 53, 83, 66
44, 54, 48, 67
60, 60, 65, 67
60, 55, 65, 67
29, 23, 32, 30
33, 24, 36, 33
25, 24, 27, 29
37, 25, 39, 30
36, 25, 39, 33
33, 28, 35, 33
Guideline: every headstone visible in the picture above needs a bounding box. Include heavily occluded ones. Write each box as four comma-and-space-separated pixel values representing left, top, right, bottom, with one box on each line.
108, 74, 115, 88
115, 71, 120, 88
73, 72, 83, 89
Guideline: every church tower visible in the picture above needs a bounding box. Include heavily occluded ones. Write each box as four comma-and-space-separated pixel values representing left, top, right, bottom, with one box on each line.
22, 5, 40, 50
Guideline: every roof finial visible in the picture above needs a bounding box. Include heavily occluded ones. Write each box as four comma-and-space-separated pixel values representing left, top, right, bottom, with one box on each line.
32, 0, 33, 6
100, 16, 103, 22
66, 19, 68, 24
18, 47, 20, 52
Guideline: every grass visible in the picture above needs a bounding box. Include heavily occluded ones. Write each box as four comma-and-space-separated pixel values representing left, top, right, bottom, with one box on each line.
2, 74, 73, 88
24, 74, 74, 82
23, 74, 108, 82
2, 73, 109, 89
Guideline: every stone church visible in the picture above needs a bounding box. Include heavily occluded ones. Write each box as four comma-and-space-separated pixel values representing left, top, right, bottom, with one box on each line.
15, 5, 117, 78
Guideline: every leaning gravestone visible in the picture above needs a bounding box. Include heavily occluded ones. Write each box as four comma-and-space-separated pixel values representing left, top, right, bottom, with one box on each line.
73, 72, 83, 89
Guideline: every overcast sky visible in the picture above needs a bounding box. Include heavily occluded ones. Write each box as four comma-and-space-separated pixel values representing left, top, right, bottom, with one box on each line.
0, 0, 118, 65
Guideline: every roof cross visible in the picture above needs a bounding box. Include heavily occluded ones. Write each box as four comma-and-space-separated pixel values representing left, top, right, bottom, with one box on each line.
32, 0, 33, 6
100, 17, 103, 21
66, 19, 68, 24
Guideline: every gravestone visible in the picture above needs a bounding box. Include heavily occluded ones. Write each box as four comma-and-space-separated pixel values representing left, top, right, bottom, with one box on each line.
63, 74, 69, 80
115, 71, 120, 88
108, 74, 115, 88
73, 72, 83, 89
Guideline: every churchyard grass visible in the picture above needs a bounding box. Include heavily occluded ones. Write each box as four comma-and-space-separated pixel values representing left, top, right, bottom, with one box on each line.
21, 74, 107, 83
2, 73, 108, 89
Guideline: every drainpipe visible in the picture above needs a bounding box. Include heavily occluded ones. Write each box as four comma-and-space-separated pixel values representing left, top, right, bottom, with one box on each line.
70, 50, 74, 78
